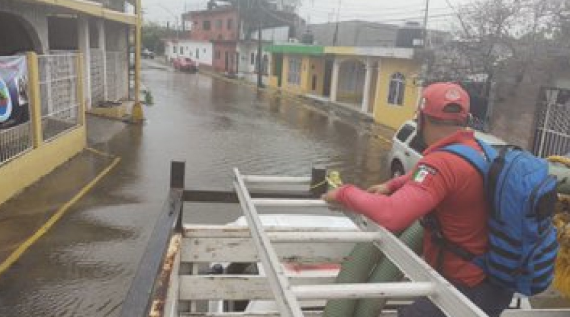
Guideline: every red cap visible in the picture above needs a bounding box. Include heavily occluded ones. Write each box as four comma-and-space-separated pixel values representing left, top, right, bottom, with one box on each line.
420, 82, 470, 122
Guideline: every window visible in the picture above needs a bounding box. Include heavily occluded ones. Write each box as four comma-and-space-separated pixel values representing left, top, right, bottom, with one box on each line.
180, 46, 183, 54
216, 19, 223, 29
388, 73, 406, 105
409, 134, 427, 154
215, 50, 221, 60
196, 48, 200, 59
287, 57, 302, 85
396, 124, 415, 142
227, 18, 233, 30
173, 46, 176, 54
251, 53, 255, 65
203, 20, 211, 30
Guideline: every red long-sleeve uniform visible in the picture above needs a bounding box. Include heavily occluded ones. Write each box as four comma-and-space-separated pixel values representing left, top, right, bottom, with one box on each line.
335, 131, 489, 286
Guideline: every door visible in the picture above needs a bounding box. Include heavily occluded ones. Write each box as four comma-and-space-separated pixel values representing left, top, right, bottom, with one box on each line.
532, 87, 570, 157
225, 51, 229, 72
323, 60, 333, 97
273, 54, 283, 88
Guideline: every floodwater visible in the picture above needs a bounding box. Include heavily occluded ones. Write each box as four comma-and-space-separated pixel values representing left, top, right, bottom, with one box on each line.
0, 63, 392, 316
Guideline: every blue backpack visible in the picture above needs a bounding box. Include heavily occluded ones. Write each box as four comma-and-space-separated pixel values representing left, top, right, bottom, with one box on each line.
424, 140, 559, 296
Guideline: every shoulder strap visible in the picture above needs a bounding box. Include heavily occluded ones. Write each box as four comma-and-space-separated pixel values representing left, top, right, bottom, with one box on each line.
441, 141, 494, 177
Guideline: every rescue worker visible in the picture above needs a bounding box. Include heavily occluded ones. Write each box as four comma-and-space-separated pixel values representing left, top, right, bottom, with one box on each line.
322, 82, 514, 317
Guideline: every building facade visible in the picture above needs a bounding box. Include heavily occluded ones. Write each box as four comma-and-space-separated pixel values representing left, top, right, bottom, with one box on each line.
0, 0, 138, 205
266, 44, 422, 130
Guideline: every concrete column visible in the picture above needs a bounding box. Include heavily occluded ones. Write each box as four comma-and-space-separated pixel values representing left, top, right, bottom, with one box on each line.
331, 58, 341, 103
78, 16, 92, 109
97, 19, 108, 101
361, 58, 373, 113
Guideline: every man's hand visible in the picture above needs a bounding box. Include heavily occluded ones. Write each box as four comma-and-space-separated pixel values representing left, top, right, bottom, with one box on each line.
321, 188, 340, 204
367, 184, 392, 195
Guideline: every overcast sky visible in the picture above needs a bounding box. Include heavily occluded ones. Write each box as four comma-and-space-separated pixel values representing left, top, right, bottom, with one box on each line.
142, 0, 475, 29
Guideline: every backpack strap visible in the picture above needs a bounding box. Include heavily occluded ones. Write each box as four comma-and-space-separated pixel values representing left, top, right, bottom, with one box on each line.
440, 142, 493, 177
422, 139, 496, 272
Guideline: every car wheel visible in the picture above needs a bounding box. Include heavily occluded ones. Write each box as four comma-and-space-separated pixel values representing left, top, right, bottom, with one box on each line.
391, 161, 405, 178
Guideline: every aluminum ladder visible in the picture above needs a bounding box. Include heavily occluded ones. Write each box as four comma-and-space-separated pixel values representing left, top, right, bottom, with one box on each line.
233, 168, 489, 317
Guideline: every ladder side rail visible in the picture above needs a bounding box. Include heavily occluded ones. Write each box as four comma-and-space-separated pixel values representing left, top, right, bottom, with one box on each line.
233, 168, 305, 317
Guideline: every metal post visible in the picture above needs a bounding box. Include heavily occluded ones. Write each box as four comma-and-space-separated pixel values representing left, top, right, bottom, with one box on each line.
310, 167, 327, 197
26, 52, 43, 148
76, 53, 86, 126
131, 0, 145, 123
423, 0, 430, 47
171, 161, 186, 232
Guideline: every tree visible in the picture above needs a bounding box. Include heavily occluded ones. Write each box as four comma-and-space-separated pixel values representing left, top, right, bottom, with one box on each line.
142, 22, 173, 55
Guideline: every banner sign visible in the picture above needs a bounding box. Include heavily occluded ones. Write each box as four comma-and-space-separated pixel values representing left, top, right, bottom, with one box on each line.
0, 56, 29, 127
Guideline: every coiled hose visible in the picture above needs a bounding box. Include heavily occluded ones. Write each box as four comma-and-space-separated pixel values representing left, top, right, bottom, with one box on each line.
323, 221, 424, 317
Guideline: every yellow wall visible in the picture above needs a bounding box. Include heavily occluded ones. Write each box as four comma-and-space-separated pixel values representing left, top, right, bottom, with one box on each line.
281, 55, 320, 95
374, 58, 422, 130
0, 127, 87, 206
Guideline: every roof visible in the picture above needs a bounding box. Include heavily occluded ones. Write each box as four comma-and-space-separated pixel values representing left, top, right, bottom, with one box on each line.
265, 44, 415, 59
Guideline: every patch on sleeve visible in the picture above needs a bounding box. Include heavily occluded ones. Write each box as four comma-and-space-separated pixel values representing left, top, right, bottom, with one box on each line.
412, 164, 438, 184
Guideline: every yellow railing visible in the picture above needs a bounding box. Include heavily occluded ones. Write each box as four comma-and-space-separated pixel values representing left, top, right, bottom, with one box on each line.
0, 52, 87, 205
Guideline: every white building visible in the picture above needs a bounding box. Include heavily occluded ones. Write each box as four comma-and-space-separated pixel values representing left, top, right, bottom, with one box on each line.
165, 40, 213, 68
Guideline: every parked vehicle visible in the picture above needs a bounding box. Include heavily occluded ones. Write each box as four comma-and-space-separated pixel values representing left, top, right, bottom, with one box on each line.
172, 57, 198, 73
142, 48, 155, 59
387, 120, 507, 178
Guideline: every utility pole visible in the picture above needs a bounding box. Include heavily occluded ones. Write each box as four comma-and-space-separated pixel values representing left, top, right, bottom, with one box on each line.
332, 0, 342, 46
423, 0, 430, 48
257, 0, 264, 88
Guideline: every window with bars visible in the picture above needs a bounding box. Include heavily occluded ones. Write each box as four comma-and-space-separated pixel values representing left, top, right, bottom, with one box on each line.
388, 73, 406, 106
287, 57, 301, 85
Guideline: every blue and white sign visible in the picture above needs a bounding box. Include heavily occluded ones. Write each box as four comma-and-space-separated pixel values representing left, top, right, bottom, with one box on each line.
0, 56, 28, 126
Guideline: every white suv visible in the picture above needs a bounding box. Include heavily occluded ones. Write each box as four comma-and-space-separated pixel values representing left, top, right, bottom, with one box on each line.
387, 120, 506, 178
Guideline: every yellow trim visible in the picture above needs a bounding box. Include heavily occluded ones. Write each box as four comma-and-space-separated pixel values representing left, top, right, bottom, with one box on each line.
76, 53, 86, 125
130, 0, 145, 122
26, 0, 137, 25
26, 52, 43, 148
324, 46, 356, 55
0, 127, 87, 206
0, 156, 121, 276
85, 147, 115, 158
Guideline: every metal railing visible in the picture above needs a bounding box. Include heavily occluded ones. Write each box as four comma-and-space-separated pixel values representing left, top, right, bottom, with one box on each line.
38, 54, 80, 141
533, 87, 570, 158
90, 49, 106, 106
106, 51, 128, 102
0, 122, 32, 165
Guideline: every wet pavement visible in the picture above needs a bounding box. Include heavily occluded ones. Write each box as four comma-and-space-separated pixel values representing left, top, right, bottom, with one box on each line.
0, 62, 393, 316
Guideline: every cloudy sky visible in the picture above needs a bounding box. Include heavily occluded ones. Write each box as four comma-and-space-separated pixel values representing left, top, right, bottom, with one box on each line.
142, 0, 474, 30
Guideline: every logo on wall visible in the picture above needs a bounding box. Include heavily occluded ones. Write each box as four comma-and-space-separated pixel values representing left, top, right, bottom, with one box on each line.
0, 56, 29, 128
0, 77, 12, 122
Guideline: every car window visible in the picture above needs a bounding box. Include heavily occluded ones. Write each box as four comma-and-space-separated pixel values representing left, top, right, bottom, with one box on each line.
396, 124, 415, 142
409, 134, 427, 154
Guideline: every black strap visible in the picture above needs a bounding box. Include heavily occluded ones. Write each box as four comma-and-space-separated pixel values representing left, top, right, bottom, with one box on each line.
421, 213, 477, 272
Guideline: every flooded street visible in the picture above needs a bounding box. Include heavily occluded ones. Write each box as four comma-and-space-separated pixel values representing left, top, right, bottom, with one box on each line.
0, 65, 392, 316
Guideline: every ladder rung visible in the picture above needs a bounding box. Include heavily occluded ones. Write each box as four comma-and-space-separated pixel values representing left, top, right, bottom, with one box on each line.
243, 175, 312, 184
252, 199, 328, 207
291, 282, 436, 300
268, 231, 382, 243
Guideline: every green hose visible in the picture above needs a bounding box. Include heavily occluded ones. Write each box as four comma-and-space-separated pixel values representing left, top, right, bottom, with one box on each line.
353, 222, 424, 317
323, 222, 424, 317
322, 242, 384, 317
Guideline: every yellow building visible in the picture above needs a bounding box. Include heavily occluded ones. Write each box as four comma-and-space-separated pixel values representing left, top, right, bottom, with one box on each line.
0, 0, 142, 205
266, 44, 422, 130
